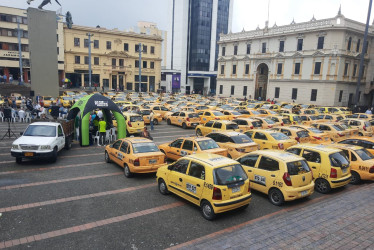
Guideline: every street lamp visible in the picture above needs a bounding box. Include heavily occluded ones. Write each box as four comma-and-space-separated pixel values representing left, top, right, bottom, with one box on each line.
86, 33, 94, 90
17, 17, 24, 85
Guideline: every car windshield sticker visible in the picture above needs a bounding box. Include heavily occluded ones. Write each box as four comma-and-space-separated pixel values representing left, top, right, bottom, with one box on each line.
186, 183, 197, 194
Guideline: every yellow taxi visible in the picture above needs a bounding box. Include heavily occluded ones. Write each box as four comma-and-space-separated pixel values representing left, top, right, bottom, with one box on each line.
158, 137, 228, 161
156, 153, 252, 220
271, 127, 311, 144
123, 112, 145, 135
253, 117, 278, 128
289, 125, 332, 144
328, 144, 374, 184
300, 109, 318, 115
339, 118, 373, 137
348, 113, 374, 120
268, 116, 292, 126
57, 96, 74, 108
222, 110, 245, 120
257, 109, 279, 117
138, 109, 163, 125
299, 115, 318, 126
236, 150, 314, 205
232, 118, 263, 131
246, 103, 263, 110
167, 111, 200, 129
196, 120, 240, 136
62, 91, 75, 96
311, 123, 350, 142
113, 96, 132, 106
244, 129, 297, 150
103, 91, 117, 99
205, 131, 259, 159
150, 105, 170, 118
282, 114, 302, 124
338, 137, 374, 155
105, 138, 165, 177
41, 96, 55, 108
199, 111, 229, 123
339, 123, 359, 137
261, 104, 281, 112
286, 144, 351, 193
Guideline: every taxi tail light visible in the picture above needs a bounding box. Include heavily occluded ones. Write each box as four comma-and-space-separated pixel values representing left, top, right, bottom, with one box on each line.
369, 166, 374, 173
248, 184, 251, 193
127, 121, 132, 127
295, 137, 300, 143
134, 158, 140, 166
236, 148, 246, 152
313, 136, 322, 140
186, 118, 190, 122
268, 125, 273, 128
363, 125, 367, 131
212, 187, 222, 200
278, 143, 284, 150
215, 118, 220, 120
293, 122, 296, 125
330, 168, 337, 178
338, 133, 344, 137
283, 172, 292, 186
281, 122, 284, 126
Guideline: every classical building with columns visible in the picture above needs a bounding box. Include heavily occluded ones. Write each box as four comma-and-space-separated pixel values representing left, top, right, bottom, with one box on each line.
217, 10, 374, 106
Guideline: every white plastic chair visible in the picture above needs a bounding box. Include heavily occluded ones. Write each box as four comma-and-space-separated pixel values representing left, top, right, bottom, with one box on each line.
105, 130, 111, 144
109, 128, 117, 141
0, 111, 4, 122
18, 111, 26, 122
11, 112, 17, 123
25, 112, 32, 123
93, 131, 100, 145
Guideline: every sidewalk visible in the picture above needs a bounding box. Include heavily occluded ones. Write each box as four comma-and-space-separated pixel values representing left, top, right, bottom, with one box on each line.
176, 184, 374, 250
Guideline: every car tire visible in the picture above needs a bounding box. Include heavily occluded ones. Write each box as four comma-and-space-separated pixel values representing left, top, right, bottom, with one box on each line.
153, 119, 159, 125
124, 164, 133, 178
350, 171, 361, 185
105, 151, 111, 163
201, 200, 216, 220
158, 179, 169, 195
16, 157, 22, 164
182, 123, 187, 129
50, 147, 58, 163
167, 119, 171, 125
315, 178, 331, 194
64, 137, 72, 150
268, 188, 284, 206
196, 128, 202, 136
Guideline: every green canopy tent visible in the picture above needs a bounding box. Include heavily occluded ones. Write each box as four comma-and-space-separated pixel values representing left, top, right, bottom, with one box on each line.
67, 94, 126, 146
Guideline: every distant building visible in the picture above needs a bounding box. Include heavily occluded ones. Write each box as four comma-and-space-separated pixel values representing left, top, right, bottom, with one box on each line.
162, 0, 234, 94
217, 9, 374, 106
64, 24, 162, 91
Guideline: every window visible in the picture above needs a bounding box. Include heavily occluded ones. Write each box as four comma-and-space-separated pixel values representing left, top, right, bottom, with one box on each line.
287, 148, 301, 155
254, 132, 267, 140
246, 44, 251, 54
239, 154, 259, 167
314, 62, 321, 75
362, 66, 366, 78
56, 34, 59, 42
171, 159, 189, 174
135, 44, 140, 52
220, 65, 225, 75
279, 41, 284, 52
234, 45, 238, 55
317, 37, 324, 50
302, 150, 321, 163
188, 162, 205, 180
119, 59, 124, 67
353, 64, 357, 77
277, 63, 283, 75
344, 63, 349, 76
222, 47, 226, 56
112, 58, 116, 66
365, 41, 369, 54
94, 57, 99, 65
243, 86, 247, 96
245, 64, 250, 75
84, 39, 89, 48
297, 39, 303, 51
143, 61, 147, 68
112, 140, 122, 150
292, 88, 298, 100
124, 43, 129, 51
135, 60, 139, 68
205, 121, 214, 127
262, 42, 266, 53
339, 90, 343, 102
311, 89, 317, 101
182, 140, 194, 151
356, 39, 361, 52
232, 65, 237, 75
106, 41, 111, 50
94, 40, 99, 49
219, 85, 223, 94
151, 46, 155, 54
74, 37, 80, 47
347, 37, 352, 51
75, 56, 80, 64
150, 62, 154, 69
275, 87, 280, 98
84, 56, 89, 65
294, 62, 301, 75
213, 122, 222, 129
143, 45, 147, 53
231, 85, 235, 95
258, 157, 279, 171
120, 142, 128, 153
170, 139, 184, 148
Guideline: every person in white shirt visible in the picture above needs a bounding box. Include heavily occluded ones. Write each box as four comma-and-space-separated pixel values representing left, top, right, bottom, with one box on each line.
365, 108, 372, 115
97, 110, 103, 119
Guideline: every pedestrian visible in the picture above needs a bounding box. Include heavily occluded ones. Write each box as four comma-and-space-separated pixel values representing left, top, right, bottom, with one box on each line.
98, 118, 107, 146
249, 95, 252, 100
140, 127, 153, 140
75, 114, 80, 141
3, 74, 7, 83
365, 108, 372, 114
9, 75, 13, 84
244, 96, 247, 101
102, 85, 105, 93
94, 83, 97, 91
149, 110, 155, 131
0, 74, 2, 83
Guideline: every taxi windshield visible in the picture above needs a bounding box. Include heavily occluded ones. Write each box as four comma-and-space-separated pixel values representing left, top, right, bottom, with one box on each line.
287, 160, 311, 175
251, 111, 261, 115
264, 118, 275, 124
214, 164, 248, 185
355, 149, 374, 161
62, 97, 73, 100
309, 128, 323, 134
270, 132, 290, 140
24, 125, 56, 137
226, 123, 239, 130
198, 139, 220, 150
213, 111, 225, 116
230, 134, 253, 144
132, 142, 159, 153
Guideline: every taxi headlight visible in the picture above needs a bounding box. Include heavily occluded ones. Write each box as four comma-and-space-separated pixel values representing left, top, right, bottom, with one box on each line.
40, 145, 51, 150
12, 144, 19, 150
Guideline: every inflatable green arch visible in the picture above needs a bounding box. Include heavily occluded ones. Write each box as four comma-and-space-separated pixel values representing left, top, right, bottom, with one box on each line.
67, 94, 126, 146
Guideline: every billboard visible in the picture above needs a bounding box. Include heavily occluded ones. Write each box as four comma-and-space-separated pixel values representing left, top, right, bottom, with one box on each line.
172, 74, 180, 89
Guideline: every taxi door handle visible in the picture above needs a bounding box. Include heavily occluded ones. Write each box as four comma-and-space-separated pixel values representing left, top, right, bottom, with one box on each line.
248, 170, 252, 172
312, 167, 316, 169
271, 175, 275, 177
197, 184, 200, 187
179, 178, 183, 182
177, 150, 179, 152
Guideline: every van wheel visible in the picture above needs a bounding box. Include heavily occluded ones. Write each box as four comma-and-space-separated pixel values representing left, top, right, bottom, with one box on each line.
350, 171, 361, 184
268, 188, 284, 206
158, 179, 169, 195
105, 151, 111, 163
182, 123, 187, 129
16, 157, 22, 164
315, 178, 331, 194
167, 119, 171, 125
124, 164, 133, 178
201, 200, 216, 220
50, 147, 58, 163
64, 137, 72, 150
196, 129, 202, 136
153, 119, 159, 125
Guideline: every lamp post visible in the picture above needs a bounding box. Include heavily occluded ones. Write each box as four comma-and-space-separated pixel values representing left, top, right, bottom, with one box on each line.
86, 33, 94, 90
138, 43, 142, 93
17, 17, 24, 85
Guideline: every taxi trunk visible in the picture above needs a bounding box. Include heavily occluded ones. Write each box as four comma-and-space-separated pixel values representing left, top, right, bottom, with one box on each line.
234, 143, 259, 153
310, 133, 331, 144
204, 148, 228, 157
275, 140, 297, 150
187, 117, 200, 126
137, 152, 165, 168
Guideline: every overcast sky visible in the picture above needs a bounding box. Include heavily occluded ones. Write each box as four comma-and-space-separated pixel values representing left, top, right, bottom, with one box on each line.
1, 0, 372, 32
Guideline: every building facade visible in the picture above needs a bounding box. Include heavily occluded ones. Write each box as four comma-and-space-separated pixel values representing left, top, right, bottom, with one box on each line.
163, 0, 233, 94
217, 11, 374, 106
0, 5, 64, 84
64, 25, 162, 92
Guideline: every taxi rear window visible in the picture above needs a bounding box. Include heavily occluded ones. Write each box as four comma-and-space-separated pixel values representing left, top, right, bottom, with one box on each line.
213, 112, 225, 116
132, 142, 159, 153
226, 123, 239, 130
270, 132, 290, 140
287, 160, 311, 175
282, 119, 291, 124
130, 116, 144, 122
214, 164, 248, 185
188, 113, 199, 118
198, 139, 219, 150
252, 121, 262, 127
230, 134, 254, 144
296, 131, 309, 138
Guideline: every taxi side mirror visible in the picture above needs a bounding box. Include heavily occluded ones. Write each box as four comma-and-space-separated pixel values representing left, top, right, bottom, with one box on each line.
167, 165, 173, 170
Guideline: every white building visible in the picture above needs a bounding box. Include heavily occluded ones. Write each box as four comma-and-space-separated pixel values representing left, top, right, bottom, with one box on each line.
217, 9, 374, 106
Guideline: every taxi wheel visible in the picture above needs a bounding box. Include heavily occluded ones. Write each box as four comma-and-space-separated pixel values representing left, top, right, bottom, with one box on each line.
158, 179, 169, 195
268, 188, 284, 206
350, 171, 361, 185
167, 119, 171, 125
182, 123, 187, 129
153, 119, 159, 125
16, 157, 22, 164
315, 178, 331, 194
105, 151, 111, 163
196, 129, 202, 136
201, 200, 216, 220
124, 165, 133, 178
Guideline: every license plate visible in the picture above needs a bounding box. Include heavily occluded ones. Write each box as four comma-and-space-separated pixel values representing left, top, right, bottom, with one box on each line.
232, 186, 240, 193
137, 129, 142, 132
24, 152, 34, 157
192, 123, 197, 126
149, 159, 157, 164
300, 190, 308, 196
325, 137, 329, 141
342, 168, 347, 174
